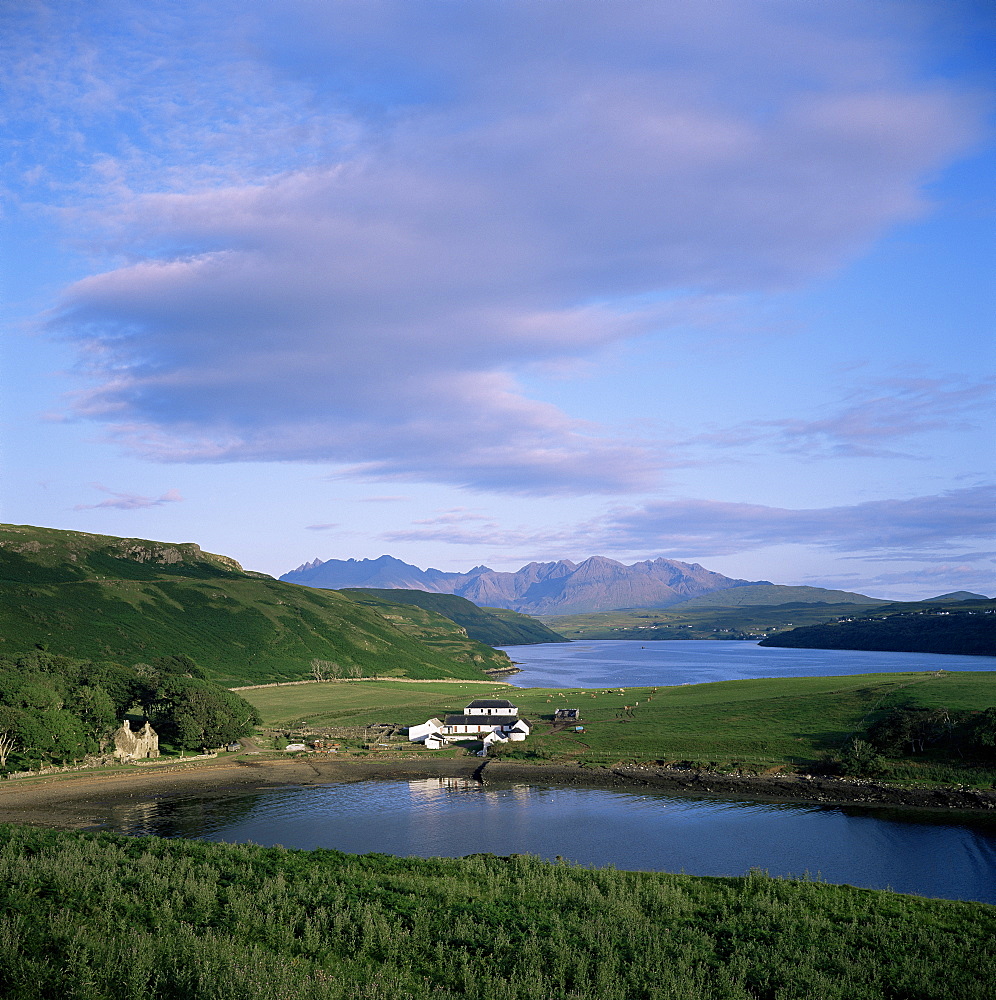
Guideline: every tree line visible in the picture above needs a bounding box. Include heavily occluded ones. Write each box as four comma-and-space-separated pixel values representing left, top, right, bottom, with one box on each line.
0, 649, 260, 770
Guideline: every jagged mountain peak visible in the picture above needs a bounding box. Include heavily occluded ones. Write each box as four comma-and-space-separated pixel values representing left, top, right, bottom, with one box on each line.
280, 553, 764, 614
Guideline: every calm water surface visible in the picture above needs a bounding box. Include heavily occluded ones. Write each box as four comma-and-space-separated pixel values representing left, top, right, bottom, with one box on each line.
110, 642, 996, 903
110, 777, 996, 904
500, 639, 996, 688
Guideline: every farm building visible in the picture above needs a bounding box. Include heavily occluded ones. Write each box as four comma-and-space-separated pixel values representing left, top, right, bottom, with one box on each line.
409, 699, 530, 747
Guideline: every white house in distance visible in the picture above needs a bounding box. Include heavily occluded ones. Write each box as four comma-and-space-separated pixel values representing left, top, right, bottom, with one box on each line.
409, 699, 530, 748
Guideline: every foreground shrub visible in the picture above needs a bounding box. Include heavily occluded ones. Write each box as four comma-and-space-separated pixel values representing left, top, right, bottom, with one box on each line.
0, 824, 993, 999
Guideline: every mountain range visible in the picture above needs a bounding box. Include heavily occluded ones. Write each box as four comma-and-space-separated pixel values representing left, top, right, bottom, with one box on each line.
280, 555, 770, 615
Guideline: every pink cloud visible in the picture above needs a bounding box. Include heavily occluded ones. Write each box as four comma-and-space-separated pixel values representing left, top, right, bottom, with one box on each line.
73, 484, 184, 511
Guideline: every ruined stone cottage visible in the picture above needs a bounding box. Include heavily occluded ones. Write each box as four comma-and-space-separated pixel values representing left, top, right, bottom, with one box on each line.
113, 720, 160, 762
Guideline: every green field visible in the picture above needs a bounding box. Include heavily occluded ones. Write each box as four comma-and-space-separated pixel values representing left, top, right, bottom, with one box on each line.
0, 824, 992, 1000
242, 670, 996, 782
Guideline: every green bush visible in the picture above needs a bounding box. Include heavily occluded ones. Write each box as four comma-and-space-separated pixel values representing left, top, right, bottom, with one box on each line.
0, 825, 992, 999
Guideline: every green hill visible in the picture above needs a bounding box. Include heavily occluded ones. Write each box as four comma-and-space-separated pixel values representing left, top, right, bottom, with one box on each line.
538, 601, 892, 640
539, 589, 996, 642
0, 525, 509, 686
339, 588, 568, 646
666, 584, 887, 610
760, 602, 996, 656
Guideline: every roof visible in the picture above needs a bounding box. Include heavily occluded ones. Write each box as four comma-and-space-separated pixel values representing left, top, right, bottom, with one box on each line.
466, 699, 517, 709
443, 714, 520, 727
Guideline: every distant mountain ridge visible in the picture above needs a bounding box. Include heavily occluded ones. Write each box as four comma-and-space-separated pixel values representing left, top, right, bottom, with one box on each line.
280, 554, 769, 615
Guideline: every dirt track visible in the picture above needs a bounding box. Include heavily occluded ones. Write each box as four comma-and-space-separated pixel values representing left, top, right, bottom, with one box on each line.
1, 756, 994, 832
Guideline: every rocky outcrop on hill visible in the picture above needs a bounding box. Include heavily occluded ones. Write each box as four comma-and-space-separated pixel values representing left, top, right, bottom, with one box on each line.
281, 554, 765, 614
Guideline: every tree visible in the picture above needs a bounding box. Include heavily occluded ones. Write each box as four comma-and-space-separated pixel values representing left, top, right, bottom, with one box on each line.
836, 738, 884, 778
867, 707, 959, 756
310, 659, 341, 682
0, 731, 16, 768
963, 707, 996, 760
147, 676, 261, 750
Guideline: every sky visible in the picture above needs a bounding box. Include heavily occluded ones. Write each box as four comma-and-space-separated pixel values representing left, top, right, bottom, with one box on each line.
1, 0, 993, 600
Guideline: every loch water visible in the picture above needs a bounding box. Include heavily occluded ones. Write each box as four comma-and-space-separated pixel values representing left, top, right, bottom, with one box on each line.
103, 640, 996, 903
110, 777, 996, 903
108, 641, 996, 903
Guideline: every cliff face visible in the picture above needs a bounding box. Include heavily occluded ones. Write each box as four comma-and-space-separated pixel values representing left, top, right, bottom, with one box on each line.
282, 554, 765, 614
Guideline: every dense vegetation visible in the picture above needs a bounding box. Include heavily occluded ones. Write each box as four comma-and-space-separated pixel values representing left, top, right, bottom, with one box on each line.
827, 703, 996, 778
0, 525, 507, 685
760, 604, 996, 656
0, 824, 991, 1000
0, 650, 260, 770
339, 588, 567, 646
244, 670, 996, 787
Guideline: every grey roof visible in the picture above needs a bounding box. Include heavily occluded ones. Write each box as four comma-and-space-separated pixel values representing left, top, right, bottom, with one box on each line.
465, 699, 517, 709
443, 714, 520, 727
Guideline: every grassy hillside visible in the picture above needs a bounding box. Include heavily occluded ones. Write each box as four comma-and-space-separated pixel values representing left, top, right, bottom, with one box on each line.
242, 670, 996, 785
0, 525, 508, 686
540, 596, 996, 641
3, 825, 993, 1000
339, 588, 567, 646
760, 604, 996, 656
668, 583, 887, 609
538, 601, 885, 639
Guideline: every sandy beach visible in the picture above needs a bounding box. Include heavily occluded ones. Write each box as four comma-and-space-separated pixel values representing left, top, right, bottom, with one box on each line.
1, 754, 995, 833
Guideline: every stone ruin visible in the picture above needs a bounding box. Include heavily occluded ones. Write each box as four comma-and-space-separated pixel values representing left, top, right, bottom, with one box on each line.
113, 719, 160, 762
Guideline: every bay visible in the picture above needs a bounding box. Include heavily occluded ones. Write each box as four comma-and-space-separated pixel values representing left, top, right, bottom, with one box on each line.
106, 640, 996, 904
109, 777, 996, 904
500, 638, 996, 688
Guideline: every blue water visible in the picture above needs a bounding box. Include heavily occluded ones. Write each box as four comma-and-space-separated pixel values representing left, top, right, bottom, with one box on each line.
106, 641, 996, 903
500, 639, 996, 688
110, 777, 996, 904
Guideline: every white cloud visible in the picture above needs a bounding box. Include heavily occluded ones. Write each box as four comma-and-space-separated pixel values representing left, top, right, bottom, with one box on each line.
22, 1, 986, 492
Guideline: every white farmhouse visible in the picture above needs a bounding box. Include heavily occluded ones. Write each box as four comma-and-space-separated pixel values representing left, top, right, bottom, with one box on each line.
409, 699, 530, 747
408, 718, 444, 743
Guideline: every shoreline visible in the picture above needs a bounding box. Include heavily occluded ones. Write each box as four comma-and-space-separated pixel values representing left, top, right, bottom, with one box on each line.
1, 755, 995, 833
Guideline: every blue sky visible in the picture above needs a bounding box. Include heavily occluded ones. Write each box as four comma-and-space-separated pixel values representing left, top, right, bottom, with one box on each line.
2, 0, 993, 599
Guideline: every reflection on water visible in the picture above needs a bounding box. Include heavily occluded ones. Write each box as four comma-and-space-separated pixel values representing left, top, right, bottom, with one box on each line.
501, 639, 996, 689
111, 792, 260, 839
108, 777, 996, 904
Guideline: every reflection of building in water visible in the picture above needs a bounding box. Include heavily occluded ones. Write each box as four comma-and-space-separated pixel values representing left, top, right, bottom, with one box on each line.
110, 799, 164, 837
407, 777, 483, 801
409, 700, 531, 748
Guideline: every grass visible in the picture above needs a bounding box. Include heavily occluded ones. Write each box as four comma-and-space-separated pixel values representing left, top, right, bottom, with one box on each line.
242, 671, 996, 782
0, 524, 511, 685
0, 823, 992, 999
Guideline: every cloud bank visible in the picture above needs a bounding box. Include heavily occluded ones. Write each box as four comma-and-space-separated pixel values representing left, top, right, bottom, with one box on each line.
387, 486, 996, 565
22, 0, 984, 492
